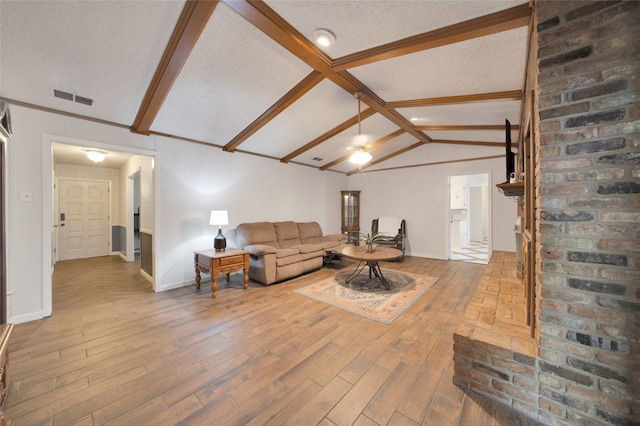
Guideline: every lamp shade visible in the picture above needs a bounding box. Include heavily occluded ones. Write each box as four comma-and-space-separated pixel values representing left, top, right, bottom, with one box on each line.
209, 210, 228, 226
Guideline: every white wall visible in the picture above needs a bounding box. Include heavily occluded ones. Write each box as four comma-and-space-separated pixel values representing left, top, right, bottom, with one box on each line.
5, 105, 347, 323
349, 145, 517, 259
153, 135, 346, 292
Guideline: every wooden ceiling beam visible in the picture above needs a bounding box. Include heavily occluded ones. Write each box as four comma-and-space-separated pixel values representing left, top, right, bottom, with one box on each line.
132, 0, 218, 135
415, 124, 520, 131
432, 140, 505, 147
224, 71, 324, 152
387, 90, 523, 109
332, 3, 531, 71
336, 72, 432, 144
320, 153, 353, 172
224, 0, 527, 166
319, 129, 405, 170
222, 0, 333, 73
223, 0, 431, 155
280, 108, 375, 163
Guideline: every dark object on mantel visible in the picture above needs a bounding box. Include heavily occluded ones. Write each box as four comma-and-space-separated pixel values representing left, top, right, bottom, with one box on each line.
496, 181, 524, 197
505, 119, 515, 182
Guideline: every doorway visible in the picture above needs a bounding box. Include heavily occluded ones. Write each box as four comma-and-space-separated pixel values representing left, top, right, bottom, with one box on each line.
125, 170, 141, 262
43, 135, 157, 318
449, 173, 490, 264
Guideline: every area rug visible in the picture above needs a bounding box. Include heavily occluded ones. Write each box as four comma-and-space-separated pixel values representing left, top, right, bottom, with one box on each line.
295, 269, 439, 324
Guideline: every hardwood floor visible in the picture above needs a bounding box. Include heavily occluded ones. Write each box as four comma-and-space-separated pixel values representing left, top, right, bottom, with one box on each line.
6, 255, 539, 425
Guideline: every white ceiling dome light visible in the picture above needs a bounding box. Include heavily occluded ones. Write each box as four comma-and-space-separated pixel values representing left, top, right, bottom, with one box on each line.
86, 150, 106, 163
313, 28, 335, 47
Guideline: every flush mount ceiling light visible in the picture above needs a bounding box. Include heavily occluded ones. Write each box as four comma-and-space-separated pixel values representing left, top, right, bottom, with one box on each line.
313, 28, 335, 47
86, 150, 106, 163
349, 92, 373, 166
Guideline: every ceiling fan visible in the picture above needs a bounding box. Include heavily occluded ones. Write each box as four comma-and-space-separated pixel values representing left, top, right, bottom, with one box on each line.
347, 92, 374, 165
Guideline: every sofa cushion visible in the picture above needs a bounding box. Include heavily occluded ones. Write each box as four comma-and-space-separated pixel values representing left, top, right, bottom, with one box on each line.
291, 243, 323, 254
275, 248, 300, 258
276, 249, 303, 267
274, 221, 302, 248
297, 222, 323, 244
236, 222, 280, 249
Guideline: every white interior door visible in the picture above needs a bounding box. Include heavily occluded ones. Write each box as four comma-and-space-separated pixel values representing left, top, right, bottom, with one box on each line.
59, 179, 109, 260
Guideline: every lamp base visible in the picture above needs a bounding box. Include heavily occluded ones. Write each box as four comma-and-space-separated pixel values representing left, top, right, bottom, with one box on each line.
214, 228, 226, 252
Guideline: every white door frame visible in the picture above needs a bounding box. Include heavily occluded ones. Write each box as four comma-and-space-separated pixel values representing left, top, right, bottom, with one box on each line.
42, 134, 157, 317
125, 170, 141, 262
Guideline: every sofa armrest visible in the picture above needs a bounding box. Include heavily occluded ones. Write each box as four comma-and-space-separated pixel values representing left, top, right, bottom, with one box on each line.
244, 244, 278, 257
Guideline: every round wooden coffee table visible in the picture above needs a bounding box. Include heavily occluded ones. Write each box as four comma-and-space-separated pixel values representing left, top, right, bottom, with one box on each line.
340, 245, 403, 290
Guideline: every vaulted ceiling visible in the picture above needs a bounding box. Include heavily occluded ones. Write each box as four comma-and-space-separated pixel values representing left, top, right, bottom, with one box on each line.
0, 0, 531, 175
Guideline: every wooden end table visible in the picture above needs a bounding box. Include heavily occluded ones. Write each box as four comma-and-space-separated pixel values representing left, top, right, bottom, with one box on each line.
194, 248, 249, 298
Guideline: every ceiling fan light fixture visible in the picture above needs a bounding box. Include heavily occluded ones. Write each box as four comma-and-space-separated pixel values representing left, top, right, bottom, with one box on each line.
314, 28, 335, 47
349, 148, 372, 165
348, 91, 372, 166
86, 150, 106, 163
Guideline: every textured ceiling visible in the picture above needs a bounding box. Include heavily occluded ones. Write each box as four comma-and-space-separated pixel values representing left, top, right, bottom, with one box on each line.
0, 0, 531, 174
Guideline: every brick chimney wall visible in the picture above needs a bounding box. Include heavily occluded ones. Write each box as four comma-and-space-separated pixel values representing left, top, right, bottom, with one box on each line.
536, 1, 639, 425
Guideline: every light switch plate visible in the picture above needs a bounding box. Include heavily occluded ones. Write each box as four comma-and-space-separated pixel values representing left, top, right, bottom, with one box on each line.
21, 191, 33, 202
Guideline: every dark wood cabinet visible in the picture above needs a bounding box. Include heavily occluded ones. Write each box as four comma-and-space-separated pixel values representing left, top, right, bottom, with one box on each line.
341, 190, 360, 244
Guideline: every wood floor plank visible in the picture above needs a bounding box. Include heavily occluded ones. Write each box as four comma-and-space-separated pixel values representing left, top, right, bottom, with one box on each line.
279, 342, 343, 389
161, 351, 252, 407
458, 390, 497, 426
327, 363, 392, 425
139, 395, 203, 426
387, 411, 421, 426
362, 361, 421, 425
396, 368, 443, 424
245, 377, 321, 426
422, 393, 463, 426
4, 254, 535, 425
284, 376, 352, 425
308, 339, 367, 386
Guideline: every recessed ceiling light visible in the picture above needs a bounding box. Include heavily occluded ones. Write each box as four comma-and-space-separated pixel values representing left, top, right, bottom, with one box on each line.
410, 117, 419, 122
314, 28, 335, 47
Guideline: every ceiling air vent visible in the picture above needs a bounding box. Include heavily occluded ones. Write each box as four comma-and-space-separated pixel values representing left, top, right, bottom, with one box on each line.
74, 95, 93, 106
53, 89, 73, 101
53, 89, 94, 106
312, 157, 323, 161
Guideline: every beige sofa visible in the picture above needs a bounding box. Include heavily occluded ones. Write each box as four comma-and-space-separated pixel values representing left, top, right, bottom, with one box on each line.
227, 221, 344, 285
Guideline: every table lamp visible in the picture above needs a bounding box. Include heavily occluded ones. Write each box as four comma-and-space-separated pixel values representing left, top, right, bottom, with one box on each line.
210, 210, 229, 251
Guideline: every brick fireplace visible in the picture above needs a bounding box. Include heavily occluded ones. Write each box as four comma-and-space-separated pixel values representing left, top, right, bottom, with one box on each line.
454, 1, 639, 425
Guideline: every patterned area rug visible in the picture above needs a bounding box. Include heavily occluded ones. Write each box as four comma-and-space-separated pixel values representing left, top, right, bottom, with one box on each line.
295, 269, 439, 324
